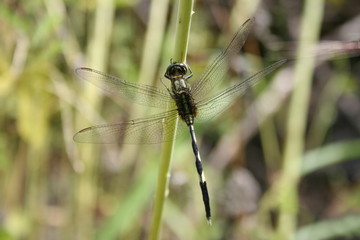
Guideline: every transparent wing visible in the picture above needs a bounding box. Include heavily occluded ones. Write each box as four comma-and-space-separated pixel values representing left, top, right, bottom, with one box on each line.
191, 18, 255, 102
195, 59, 287, 122
75, 68, 173, 108
73, 109, 188, 144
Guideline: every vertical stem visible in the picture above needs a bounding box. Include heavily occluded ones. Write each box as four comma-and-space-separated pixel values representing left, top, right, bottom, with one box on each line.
75, 0, 115, 239
173, 0, 194, 63
275, 0, 324, 239
148, 1, 194, 240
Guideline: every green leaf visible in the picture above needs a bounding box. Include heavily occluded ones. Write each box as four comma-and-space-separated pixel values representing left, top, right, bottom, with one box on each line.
301, 140, 360, 175
295, 214, 360, 240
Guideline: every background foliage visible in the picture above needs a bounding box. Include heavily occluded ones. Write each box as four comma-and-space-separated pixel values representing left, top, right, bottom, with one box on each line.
0, 0, 359, 239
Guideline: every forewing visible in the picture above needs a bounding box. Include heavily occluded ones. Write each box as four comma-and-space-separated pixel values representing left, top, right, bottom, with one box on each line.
191, 18, 255, 102
195, 59, 287, 122
73, 110, 184, 144
75, 68, 173, 108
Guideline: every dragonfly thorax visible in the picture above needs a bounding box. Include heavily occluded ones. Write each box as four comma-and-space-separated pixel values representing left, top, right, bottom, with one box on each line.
171, 77, 191, 94
164, 61, 193, 96
163, 61, 197, 125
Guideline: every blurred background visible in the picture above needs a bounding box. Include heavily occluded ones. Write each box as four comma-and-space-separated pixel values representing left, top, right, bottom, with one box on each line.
1, 0, 360, 239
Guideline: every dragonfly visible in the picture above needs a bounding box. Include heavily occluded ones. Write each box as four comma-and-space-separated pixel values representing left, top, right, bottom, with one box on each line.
73, 18, 286, 223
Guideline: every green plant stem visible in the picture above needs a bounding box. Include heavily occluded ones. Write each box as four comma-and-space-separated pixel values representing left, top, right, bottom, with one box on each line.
275, 0, 324, 239
75, 0, 115, 239
148, 1, 194, 240
173, 0, 194, 63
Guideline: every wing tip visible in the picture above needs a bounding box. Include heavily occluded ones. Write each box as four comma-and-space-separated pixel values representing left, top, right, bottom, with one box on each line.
73, 126, 93, 143
74, 67, 95, 76
73, 131, 83, 143
244, 17, 255, 27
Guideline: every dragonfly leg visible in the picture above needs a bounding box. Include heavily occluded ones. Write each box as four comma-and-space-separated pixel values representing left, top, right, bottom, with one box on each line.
160, 77, 173, 97
184, 62, 193, 80
189, 124, 211, 224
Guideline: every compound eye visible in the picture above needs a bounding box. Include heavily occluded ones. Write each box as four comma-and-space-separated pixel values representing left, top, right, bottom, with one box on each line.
180, 65, 187, 75
173, 64, 187, 76
172, 67, 180, 75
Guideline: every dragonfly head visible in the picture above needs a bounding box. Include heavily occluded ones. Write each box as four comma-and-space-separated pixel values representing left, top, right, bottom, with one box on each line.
164, 62, 188, 80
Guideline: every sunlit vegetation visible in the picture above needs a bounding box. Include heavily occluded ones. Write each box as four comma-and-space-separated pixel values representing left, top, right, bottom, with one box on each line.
0, 0, 359, 239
